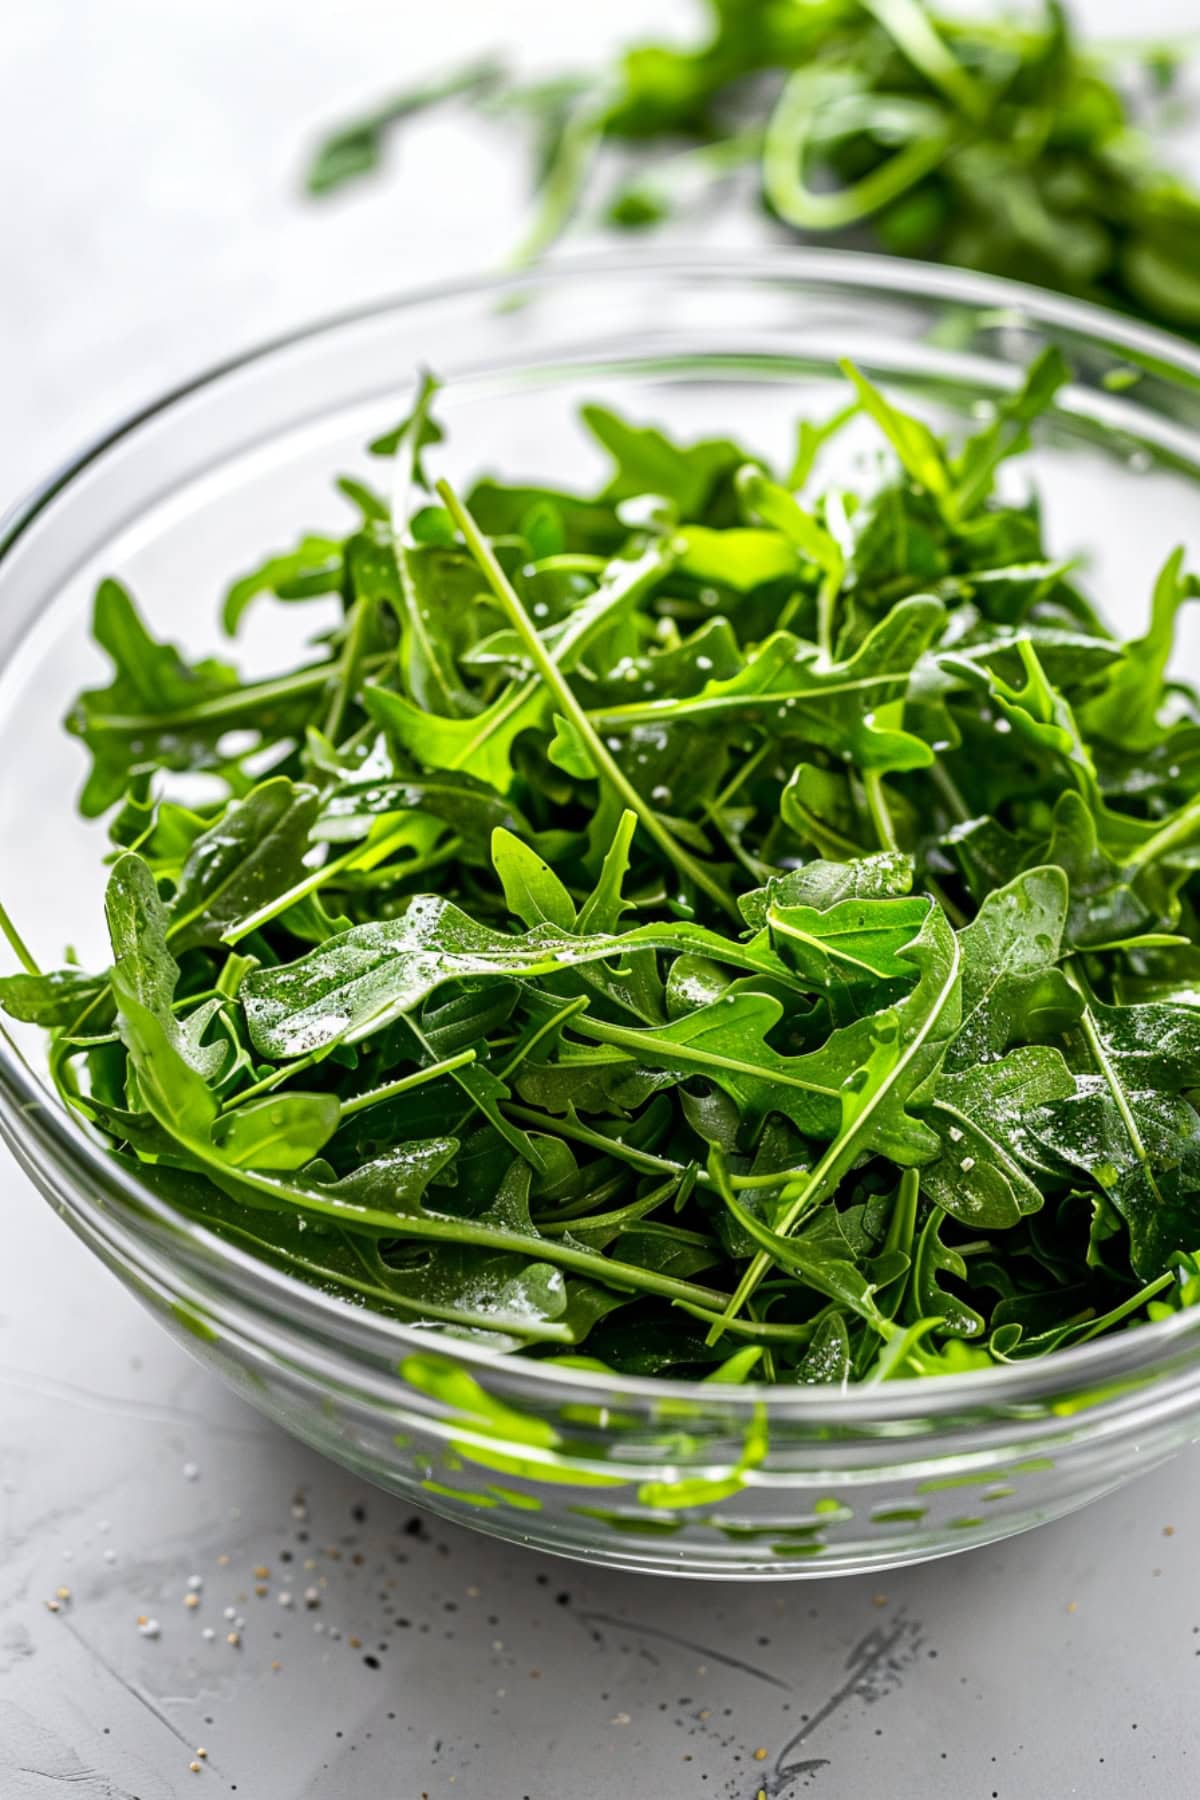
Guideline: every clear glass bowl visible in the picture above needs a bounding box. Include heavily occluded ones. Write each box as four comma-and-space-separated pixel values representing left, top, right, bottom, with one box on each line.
4, 250, 1200, 1579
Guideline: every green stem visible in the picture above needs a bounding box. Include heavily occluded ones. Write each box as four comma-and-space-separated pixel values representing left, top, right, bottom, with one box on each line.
1124, 790, 1200, 873
588, 666, 912, 729
221, 1048, 328, 1110
507, 93, 605, 268
928, 759, 972, 825
863, 0, 989, 120
567, 1011, 840, 1103
525, 554, 609, 576
503, 1100, 696, 1181
0, 899, 40, 977
85, 657, 388, 735
339, 1049, 478, 1117
863, 769, 900, 852
539, 1173, 685, 1237
816, 565, 841, 662
704, 740, 772, 823
170, 1116, 734, 1311
709, 1151, 842, 1346
322, 596, 373, 744
436, 477, 739, 921
728, 1165, 809, 1190
763, 70, 958, 232
224, 819, 417, 943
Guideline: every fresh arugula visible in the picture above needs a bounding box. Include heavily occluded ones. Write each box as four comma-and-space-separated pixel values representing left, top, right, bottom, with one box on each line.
6, 356, 1200, 1382
303, 1, 1200, 334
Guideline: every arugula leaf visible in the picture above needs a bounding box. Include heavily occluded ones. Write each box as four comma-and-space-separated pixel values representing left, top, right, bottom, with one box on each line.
240, 899, 802, 1061
591, 597, 945, 773
840, 362, 953, 506
948, 349, 1069, 518
1029, 1079, 1200, 1279
903, 1205, 986, 1340
105, 853, 223, 1138
168, 778, 321, 951
0, 968, 111, 1030
68, 581, 244, 816
1081, 548, 1200, 752
364, 679, 547, 795
491, 828, 576, 932
12, 355, 1200, 1384
924, 1046, 1075, 1228
945, 867, 1080, 1070
299, 3, 1200, 344
305, 58, 503, 196
209, 1092, 341, 1171
766, 893, 930, 1014
223, 535, 343, 635
1079, 994, 1200, 1092
581, 406, 745, 517
1044, 791, 1159, 949
739, 852, 914, 930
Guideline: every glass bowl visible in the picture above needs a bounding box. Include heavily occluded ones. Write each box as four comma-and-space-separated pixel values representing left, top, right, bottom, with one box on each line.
4, 250, 1200, 1580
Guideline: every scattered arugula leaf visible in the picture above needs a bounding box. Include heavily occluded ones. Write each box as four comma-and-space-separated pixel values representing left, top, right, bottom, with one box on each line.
303, 3, 1200, 334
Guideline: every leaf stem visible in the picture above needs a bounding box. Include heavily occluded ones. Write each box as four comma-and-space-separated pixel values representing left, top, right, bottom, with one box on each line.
1124, 790, 1200, 873
85, 658, 388, 735
816, 565, 841, 662
507, 92, 606, 267
763, 70, 957, 232
928, 759, 972, 824
863, 769, 900, 852
436, 477, 739, 920
339, 1048, 478, 1117
322, 596, 374, 744
221, 1048, 328, 1110
504, 1100, 697, 1181
566, 1011, 840, 1101
189, 1123, 735, 1309
727, 1165, 810, 1190
0, 898, 40, 977
224, 820, 418, 943
864, 0, 989, 119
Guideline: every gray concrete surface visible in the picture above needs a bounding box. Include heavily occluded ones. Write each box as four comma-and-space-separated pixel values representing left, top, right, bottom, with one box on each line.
2, 3, 1199, 1795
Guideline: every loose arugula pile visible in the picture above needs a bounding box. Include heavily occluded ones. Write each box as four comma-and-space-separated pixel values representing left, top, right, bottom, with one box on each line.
306, 0, 1200, 332
5, 356, 1200, 1387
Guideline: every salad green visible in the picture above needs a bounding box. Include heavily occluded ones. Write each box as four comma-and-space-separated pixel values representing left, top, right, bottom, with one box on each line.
5, 357, 1200, 1384
305, 0, 1200, 332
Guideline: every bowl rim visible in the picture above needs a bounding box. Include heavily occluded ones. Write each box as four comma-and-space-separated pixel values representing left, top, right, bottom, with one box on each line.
4, 242, 1200, 1416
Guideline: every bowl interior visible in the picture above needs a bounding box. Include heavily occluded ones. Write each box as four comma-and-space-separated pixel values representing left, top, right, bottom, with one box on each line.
2, 253, 1199, 1392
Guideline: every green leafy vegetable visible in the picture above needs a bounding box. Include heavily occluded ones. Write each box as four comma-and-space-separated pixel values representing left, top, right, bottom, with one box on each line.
303, 3, 1200, 335
8, 357, 1200, 1384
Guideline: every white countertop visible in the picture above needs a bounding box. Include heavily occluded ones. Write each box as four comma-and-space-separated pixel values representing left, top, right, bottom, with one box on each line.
3, 4, 1200, 1795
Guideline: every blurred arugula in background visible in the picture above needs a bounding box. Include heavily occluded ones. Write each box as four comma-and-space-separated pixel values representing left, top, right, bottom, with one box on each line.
305, 0, 1200, 331
6, 359, 1200, 1382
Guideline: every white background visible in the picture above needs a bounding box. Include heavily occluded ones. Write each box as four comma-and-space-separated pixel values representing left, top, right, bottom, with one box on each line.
3, 4, 1200, 1796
